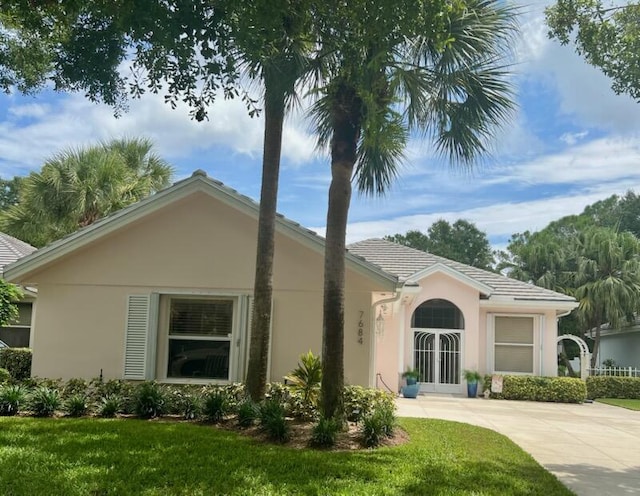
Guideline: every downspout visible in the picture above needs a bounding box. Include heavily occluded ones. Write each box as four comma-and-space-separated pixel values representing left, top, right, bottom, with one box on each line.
369, 289, 403, 389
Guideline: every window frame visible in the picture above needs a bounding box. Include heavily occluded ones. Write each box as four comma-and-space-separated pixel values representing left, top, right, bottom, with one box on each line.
487, 313, 541, 376
159, 293, 244, 384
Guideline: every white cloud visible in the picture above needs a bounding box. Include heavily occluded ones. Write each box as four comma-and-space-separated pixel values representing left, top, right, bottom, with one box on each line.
484, 137, 640, 186
515, 0, 640, 133
0, 89, 319, 178
7, 103, 51, 119
560, 131, 588, 146
336, 187, 627, 245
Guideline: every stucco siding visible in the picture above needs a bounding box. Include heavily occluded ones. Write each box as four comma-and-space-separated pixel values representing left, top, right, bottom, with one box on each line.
600, 332, 640, 368
24, 192, 388, 384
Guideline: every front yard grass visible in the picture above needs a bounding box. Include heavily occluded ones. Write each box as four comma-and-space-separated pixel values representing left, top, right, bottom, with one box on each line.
0, 417, 572, 496
596, 398, 640, 411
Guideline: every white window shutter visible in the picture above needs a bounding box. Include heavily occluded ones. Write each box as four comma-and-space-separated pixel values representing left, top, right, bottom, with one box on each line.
124, 295, 150, 380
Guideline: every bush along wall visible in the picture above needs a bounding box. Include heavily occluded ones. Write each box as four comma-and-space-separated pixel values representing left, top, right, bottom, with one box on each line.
586, 376, 640, 400
0, 348, 32, 381
488, 375, 586, 403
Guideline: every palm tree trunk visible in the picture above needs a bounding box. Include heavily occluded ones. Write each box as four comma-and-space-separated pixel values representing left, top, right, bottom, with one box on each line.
590, 323, 601, 368
246, 80, 285, 402
321, 84, 361, 420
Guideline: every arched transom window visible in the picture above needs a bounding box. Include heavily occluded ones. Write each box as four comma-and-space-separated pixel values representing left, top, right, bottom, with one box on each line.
411, 299, 464, 329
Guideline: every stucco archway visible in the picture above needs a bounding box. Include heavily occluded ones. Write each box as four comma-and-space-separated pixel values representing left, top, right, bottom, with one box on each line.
557, 334, 591, 379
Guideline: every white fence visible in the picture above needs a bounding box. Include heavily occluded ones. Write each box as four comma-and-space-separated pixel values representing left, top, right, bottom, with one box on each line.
587, 366, 640, 378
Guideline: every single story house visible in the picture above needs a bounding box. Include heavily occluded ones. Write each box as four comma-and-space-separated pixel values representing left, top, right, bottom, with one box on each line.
596, 318, 640, 369
0, 232, 37, 347
5, 171, 577, 394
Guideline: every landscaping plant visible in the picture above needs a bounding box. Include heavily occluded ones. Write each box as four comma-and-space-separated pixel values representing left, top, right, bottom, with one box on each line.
133, 381, 167, 419
361, 403, 396, 448
285, 350, 322, 407
310, 416, 341, 448
237, 399, 259, 428
0, 384, 26, 416
259, 398, 289, 443
64, 394, 89, 417
202, 389, 229, 423
98, 395, 121, 418
29, 386, 61, 417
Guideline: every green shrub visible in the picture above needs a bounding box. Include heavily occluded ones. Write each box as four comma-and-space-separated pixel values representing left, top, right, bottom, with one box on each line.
259, 398, 289, 443
202, 389, 229, 423
264, 382, 312, 419
62, 378, 88, 399
0, 384, 26, 416
310, 416, 341, 448
586, 376, 640, 399
361, 403, 396, 448
90, 379, 136, 413
133, 382, 167, 419
179, 393, 202, 420
98, 395, 121, 418
0, 348, 32, 380
343, 385, 395, 422
490, 376, 586, 403
285, 350, 322, 407
64, 394, 89, 417
0, 367, 10, 384
237, 399, 258, 428
29, 386, 61, 417
20, 377, 62, 391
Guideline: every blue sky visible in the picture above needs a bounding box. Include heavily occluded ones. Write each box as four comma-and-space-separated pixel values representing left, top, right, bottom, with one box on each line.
1, 1, 640, 250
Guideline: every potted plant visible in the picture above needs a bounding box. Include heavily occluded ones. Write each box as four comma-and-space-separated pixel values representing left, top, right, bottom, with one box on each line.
463, 369, 482, 398
400, 367, 420, 398
401, 367, 420, 386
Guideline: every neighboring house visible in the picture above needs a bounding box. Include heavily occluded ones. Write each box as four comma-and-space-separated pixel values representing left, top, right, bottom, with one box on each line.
596, 318, 640, 369
4, 171, 577, 393
0, 232, 36, 348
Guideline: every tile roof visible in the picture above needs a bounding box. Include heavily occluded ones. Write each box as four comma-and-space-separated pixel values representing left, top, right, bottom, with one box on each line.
347, 238, 575, 303
0, 232, 36, 274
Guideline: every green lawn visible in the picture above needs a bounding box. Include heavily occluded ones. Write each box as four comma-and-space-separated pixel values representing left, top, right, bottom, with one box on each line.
0, 417, 572, 496
596, 398, 640, 411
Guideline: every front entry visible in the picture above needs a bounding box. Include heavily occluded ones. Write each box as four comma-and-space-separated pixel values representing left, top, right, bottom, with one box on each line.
414, 330, 462, 393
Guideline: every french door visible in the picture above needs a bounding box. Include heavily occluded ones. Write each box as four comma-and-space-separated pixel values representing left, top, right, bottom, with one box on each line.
413, 330, 462, 393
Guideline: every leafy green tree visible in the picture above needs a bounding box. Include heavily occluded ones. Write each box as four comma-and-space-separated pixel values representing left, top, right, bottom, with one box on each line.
3, 2, 317, 400
0, 177, 22, 211
385, 230, 430, 252
570, 228, 640, 366
1, 138, 172, 247
546, 0, 640, 100
387, 219, 495, 269
313, 0, 516, 419
0, 279, 22, 328
503, 224, 640, 365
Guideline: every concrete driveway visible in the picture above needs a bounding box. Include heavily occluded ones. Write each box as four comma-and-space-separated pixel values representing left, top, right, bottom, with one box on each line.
396, 396, 640, 496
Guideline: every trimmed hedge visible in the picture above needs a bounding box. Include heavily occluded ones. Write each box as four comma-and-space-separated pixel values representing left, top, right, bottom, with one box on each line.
487, 375, 586, 403
586, 376, 640, 400
0, 348, 32, 381
0, 368, 10, 383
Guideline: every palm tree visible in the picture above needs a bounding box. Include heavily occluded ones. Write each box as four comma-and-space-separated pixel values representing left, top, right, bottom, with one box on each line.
570, 228, 640, 366
1, 138, 172, 247
230, 2, 315, 401
311, 0, 517, 419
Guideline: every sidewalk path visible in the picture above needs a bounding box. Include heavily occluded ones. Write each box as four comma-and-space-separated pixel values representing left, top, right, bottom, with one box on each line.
396, 395, 640, 496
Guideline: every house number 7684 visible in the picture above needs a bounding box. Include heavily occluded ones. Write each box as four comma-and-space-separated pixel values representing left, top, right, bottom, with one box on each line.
357, 310, 364, 345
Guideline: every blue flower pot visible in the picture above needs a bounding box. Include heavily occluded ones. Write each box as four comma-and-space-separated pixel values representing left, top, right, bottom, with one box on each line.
405, 377, 417, 386
402, 383, 420, 398
467, 381, 478, 398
